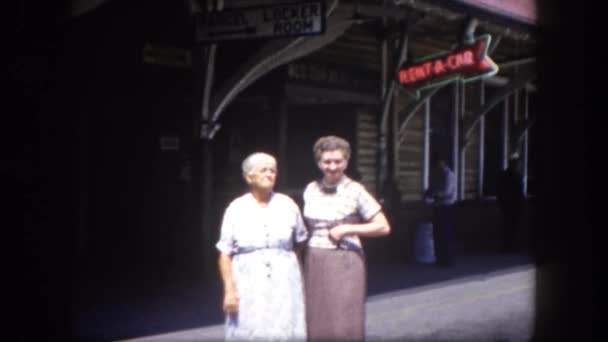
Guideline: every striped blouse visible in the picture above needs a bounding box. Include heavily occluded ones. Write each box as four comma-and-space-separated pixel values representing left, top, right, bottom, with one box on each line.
302, 176, 382, 251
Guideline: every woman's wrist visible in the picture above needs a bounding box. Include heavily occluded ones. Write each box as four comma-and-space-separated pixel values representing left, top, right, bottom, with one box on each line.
336, 224, 354, 239
224, 283, 237, 294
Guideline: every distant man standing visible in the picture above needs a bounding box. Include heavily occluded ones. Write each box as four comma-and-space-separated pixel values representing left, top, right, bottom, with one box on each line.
425, 158, 457, 267
497, 155, 525, 253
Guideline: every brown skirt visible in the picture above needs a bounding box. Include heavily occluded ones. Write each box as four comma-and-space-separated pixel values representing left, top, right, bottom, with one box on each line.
304, 247, 366, 341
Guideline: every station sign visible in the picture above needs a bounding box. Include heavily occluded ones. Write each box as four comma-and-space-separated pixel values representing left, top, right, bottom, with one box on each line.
197, 1, 325, 43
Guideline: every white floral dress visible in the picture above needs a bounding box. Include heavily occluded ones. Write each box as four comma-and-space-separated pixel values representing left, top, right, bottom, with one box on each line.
216, 192, 308, 341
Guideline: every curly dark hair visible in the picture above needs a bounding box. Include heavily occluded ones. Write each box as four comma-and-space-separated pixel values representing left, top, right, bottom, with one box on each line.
313, 135, 351, 162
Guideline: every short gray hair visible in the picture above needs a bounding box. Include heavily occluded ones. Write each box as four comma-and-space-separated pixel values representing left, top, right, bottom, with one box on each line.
242, 152, 277, 175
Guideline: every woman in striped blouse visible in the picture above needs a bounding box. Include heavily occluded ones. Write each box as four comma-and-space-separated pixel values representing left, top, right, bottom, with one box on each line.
302, 135, 391, 341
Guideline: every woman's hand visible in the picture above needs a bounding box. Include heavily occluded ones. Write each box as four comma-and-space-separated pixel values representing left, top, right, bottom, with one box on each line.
329, 224, 350, 242
329, 213, 391, 239
223, 288, 239, 314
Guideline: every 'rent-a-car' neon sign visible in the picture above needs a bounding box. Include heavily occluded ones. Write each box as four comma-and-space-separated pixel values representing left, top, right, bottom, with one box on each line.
397, 34, 498, 93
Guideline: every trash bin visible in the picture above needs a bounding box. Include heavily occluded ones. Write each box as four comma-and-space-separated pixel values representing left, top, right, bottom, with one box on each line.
415, 221, 436, 263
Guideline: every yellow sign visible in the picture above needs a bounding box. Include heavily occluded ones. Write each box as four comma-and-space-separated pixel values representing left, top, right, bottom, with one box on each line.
143, 44, 192, 68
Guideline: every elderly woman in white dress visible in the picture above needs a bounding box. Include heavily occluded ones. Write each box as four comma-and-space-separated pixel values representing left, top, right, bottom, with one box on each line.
216, 152, 308, 341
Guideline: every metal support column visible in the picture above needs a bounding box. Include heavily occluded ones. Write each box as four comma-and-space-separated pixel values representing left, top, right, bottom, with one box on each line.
422, 98, 431, 191
392, 93, 400, 180
380, 11, 389, 103
380, 14, 390, 188
379, 27, 408, 196
513, 88, 520, 125
501, 96, 510, 170
199, 0, 223, 279
452, 82, 460, 199
201, 138, 214, 270
277, 98, 289, 189
522, 87, 529, 196
513, 88, 520, 157
458, 81, 466, 200
478, 80, 486, 198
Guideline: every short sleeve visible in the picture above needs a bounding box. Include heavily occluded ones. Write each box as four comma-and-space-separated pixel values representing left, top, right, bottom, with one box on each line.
215, 204, 235, 255
356, 184, 382, 221
302, 182, 314, 206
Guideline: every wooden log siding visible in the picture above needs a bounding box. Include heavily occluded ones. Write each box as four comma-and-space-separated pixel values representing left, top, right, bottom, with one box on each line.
463, 82, 482, 199
397, 93, 424, 202
464, 169, 478, 200
356, 109, 378, 195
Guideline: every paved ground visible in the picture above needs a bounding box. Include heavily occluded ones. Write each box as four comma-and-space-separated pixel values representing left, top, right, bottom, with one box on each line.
365, 265, 534, 341
104, 254, 535, 342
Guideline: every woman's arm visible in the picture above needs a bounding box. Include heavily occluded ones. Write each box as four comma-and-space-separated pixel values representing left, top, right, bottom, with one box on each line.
218, 253, 239, 314
329, 211, 391, 241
